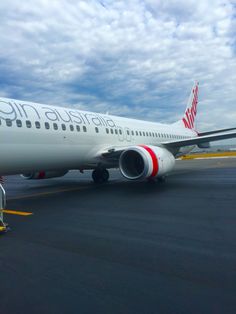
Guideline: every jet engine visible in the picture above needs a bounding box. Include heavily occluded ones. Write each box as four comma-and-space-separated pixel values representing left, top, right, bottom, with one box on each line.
21, 170, 68, 180
119, 145, 175, 180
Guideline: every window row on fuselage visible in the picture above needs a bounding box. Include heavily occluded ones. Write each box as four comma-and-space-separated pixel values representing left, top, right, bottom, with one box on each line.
0, 118, 87, 133
0, 118, 189, 141
105, 127, 189, 140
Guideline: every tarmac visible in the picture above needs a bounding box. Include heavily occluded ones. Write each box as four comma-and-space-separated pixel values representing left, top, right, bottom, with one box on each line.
1, 158, 236, 314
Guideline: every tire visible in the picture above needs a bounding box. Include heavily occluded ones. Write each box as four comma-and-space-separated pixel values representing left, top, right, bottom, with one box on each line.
101, 169, 109, 182
92, 168, 109, 183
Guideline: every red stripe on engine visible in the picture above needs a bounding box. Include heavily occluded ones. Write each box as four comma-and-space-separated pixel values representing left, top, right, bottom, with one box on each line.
140, 145, 159, 177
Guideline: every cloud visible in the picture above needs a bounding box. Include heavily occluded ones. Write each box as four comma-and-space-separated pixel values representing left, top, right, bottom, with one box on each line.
0, 0, 235, 134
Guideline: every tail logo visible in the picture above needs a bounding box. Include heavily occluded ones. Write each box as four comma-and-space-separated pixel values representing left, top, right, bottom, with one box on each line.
182, 83, 198, 129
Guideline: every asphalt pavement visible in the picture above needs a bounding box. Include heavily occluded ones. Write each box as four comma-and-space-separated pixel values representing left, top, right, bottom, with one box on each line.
1, 158, 236, 314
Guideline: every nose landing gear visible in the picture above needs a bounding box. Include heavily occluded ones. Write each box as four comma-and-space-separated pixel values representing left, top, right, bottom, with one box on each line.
92, 168, 109, 183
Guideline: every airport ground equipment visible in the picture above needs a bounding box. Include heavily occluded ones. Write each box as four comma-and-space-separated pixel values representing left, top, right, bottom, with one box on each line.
0, 184, 8, 234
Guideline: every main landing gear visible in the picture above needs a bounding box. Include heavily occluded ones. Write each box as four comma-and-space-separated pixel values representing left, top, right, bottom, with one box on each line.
147, 176, 166, 184
158, 176, 166, 183
92, 168, 109, 184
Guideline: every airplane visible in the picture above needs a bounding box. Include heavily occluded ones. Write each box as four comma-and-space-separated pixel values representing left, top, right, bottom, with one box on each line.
0, 81, 236, 185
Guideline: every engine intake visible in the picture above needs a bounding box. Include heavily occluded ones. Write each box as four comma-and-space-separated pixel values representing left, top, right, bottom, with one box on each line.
119, 145, 175, 180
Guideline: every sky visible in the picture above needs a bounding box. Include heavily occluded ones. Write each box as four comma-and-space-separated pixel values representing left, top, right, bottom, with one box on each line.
0, 0, 236, 135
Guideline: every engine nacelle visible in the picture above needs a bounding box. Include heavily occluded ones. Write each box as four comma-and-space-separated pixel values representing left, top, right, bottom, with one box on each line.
198, 142, 210, 149
21, 170, 68, 180
119, 145, 175, 180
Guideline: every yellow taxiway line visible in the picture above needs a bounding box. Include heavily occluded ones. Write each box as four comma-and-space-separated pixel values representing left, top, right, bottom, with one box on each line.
7, 186, 90, 201
3, 209, 33, 216
181, 152, 236, 160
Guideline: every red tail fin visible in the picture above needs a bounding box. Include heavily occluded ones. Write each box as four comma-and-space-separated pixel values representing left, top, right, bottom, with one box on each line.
182, 82, 199, 130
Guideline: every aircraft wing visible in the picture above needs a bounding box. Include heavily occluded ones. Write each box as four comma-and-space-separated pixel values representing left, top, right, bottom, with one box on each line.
98, 131, 236, 161
163, 131, 236, 148
198, 127, 236, 136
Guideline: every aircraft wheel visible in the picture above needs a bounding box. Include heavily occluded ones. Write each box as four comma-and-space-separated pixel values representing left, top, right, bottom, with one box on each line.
101, 169, 109, 182
92, 168, 109, 183
158, 176, 166, 183
146, 176, 156, 183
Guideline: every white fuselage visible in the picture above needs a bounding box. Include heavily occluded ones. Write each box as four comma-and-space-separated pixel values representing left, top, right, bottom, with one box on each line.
0, 98, 196, 175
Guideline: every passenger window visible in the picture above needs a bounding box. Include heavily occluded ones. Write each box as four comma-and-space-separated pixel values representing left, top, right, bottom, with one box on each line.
115, 129, 118, 135
152, 132, 154, 137
146, 132, 148, 136
106, 128, 109, 134
126, 130, 129, 135
83, 126, 87, 132
6, 119, 12, 127
70, 125, 74, 131
53, 123, 58, 130
136, 131, 138, 136
95, 127, 99, 133
139, 131, 142, 136
35, 121, 41, 129
143, 132, 145, 136
119, 129, 122, 135
16, 119, 22, 127
45, 122, 50, 129
26, 120, 31, 128
61, 124, 66, 131
111, 129, 114, 134
131, 131, 134, 136
76, 125, 80, 132
0, 119, 1, 126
